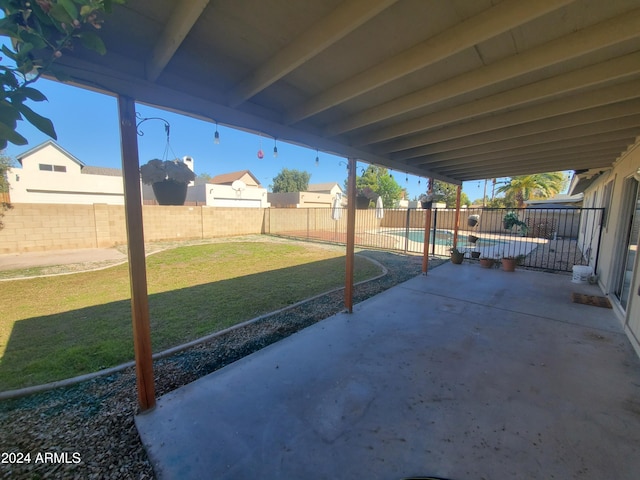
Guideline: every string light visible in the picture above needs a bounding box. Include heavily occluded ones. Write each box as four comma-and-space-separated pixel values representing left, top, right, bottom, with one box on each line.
214, 122, 220, 144
273, 139, 278, 158
315, 149, 320, 167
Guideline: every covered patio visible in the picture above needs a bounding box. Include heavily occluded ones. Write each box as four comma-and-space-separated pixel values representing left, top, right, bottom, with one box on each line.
136, 262, 640, 479
35, 1, 640, 476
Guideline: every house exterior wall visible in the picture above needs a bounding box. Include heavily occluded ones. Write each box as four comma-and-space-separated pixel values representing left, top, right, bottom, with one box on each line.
581, 138, 640, 356
267, 192, 335, 208
8, 144, 126, 205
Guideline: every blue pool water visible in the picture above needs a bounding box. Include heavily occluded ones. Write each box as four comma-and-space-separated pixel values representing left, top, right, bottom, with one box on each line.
389, 229, 506, 247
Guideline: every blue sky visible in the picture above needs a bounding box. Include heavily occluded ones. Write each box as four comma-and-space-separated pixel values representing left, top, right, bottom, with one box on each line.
4, 78, 496, 201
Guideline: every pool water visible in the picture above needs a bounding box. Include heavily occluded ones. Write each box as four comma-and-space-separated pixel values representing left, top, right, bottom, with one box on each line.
389, 229, 505, 247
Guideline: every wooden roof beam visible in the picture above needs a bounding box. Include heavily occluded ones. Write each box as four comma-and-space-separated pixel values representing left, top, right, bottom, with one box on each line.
354, 51, 640, 146
390, 100, 640, 160
401, 116, 640, 164
145, 0, 210, 82
228, 0, 398, 107
326, 8, 640, 137
285, 0, 574, 124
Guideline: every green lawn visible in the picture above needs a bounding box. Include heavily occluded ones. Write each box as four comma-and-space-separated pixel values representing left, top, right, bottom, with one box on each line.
0, 241, 381, 390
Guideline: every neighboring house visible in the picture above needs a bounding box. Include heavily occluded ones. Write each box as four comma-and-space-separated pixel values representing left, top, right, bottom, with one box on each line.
307, 182, 343, 197
184, 170, 269, 208
268, 182, 343, 208
524, 193, 584, 208
7, 140, 125, 205
569, 138, 640, 357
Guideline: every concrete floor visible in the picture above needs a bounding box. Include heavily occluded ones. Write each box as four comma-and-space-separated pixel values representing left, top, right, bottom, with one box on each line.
136, 262, 640, 480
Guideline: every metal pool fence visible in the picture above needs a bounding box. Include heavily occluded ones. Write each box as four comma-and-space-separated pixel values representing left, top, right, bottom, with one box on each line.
267, 206, 604, 273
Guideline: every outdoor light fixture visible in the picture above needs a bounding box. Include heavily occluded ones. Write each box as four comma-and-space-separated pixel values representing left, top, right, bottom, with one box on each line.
315, 149, 319, 167
214, 123, 220, 144
273, 139, 278, 158
405, 173, 409, 183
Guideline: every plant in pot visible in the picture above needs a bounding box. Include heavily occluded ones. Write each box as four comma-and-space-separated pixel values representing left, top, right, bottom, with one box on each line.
479, 257, 495, 268
467, 214, 480, 227
140, 159, 196, 205
418, 193, 434, 210
502, 211, 529, 236
450, 247, 465, 264
501, 254, 526, 272
355, 187, 377, 209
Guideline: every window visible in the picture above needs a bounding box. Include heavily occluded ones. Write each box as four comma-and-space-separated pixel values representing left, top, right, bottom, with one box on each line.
38, 164, 67, 172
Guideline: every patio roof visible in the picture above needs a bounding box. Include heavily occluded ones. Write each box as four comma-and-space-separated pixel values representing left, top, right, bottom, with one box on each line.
54, 0, 640, 183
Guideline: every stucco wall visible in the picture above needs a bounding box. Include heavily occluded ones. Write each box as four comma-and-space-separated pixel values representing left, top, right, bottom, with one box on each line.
581, 138, 640, 356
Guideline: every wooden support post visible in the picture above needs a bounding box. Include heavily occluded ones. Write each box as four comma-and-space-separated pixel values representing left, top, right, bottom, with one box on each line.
345, 157, 357, 313
452, 184, 462, 250
422, 178, 433, 274
117, 95, 156, 411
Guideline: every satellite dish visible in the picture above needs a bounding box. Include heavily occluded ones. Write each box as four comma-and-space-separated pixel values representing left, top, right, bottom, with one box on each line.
231, 180, 246, 197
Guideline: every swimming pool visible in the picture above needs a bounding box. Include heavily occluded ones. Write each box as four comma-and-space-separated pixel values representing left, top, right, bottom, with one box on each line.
388, 229, 506, 248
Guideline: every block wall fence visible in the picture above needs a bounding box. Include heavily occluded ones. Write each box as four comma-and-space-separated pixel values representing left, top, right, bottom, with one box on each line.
0, 204, 266, 253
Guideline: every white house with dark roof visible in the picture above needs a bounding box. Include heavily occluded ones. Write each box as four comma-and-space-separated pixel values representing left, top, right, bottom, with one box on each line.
184, 170, 270, 208
7, 140, 126, 205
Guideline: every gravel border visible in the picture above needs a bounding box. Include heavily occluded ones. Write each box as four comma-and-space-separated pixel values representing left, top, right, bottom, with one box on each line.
0, 248, 444, 479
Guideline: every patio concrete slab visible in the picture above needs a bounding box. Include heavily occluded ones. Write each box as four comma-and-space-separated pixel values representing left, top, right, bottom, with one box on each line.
136, 263, 640, 480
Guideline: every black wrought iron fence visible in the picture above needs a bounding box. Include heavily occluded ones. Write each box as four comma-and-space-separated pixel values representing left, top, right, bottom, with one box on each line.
267, 206, 604, 273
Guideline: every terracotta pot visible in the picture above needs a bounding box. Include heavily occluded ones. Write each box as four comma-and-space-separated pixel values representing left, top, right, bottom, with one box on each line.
479, 258, 495, 268
152, 180, 188, 205
502, 257, 517, 272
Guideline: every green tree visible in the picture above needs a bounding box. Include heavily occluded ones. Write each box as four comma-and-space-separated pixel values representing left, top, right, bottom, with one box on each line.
352, 165, 402, 208
0, 0, 125, 149
495, 172, 567, 208
431, 180, 471, 208
271, 168, 311, 192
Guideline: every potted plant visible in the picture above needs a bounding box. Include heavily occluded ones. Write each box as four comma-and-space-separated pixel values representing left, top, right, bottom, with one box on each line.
140, 159, 195, 205
355, 187, 377, 209
501, 254, 525, 272
503, 211, 529, 236
450, 247, 465, 264
467, 214, 480, 227
418, 193, 434, 209
479, 257, 495, 268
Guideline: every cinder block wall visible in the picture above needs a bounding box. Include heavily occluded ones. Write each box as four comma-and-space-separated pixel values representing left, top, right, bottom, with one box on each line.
0, 204, 266, 253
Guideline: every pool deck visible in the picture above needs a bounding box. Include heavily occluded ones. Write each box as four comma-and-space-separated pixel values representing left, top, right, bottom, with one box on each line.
136, 262, 640, 480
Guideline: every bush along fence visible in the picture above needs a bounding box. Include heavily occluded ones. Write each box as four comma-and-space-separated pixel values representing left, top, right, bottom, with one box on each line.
268, 206, 605, 273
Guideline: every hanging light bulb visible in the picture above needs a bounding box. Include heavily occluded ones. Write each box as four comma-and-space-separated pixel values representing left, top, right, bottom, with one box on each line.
315, 148, 320, 167
418, 178, 422, 186
405, 173, 409, 183
273, 139, 278, 158
214, 122, 220, 144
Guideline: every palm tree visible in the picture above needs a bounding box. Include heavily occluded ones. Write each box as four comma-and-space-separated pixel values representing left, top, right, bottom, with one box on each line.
495, 172, 567, 208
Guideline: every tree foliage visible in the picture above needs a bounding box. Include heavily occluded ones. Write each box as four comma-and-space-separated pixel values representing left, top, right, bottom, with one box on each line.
431, 180, 471, 208
495, 172, 567, 208
271, 168, 311, 192
352, 165, 402, 208
0, 0, 125, 149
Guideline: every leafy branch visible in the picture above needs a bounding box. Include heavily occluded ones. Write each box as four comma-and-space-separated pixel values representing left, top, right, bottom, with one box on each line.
0, 0, 125, 149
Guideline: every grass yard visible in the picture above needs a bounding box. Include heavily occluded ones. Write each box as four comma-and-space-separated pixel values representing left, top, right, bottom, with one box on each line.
0, 241, 382, 390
